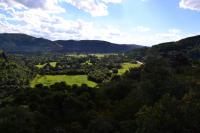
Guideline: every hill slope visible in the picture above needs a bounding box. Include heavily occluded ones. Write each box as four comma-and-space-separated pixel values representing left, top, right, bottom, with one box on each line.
0, 33, 62, 53
0, 50, 7, 62
126, 35, 200, 61
150, 35, 200, 60
55, 40, 142, 53
0, 33, 142, 53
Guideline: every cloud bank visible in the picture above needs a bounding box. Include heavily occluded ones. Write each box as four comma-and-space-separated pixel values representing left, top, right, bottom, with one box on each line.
179, 0, 200, 11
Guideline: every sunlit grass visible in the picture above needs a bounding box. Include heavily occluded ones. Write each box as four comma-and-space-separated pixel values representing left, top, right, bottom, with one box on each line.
50, 62, 57, 67
66, 53, 118, 58
31, 75, 97, 88
36, 62, 57, 68
118, 63, 141, 75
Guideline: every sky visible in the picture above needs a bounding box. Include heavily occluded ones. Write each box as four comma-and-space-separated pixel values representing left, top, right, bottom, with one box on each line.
0, 0, 200, 46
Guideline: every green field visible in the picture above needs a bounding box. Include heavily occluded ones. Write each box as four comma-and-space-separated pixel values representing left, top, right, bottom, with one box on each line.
31, 75, 97, 88
36, 62, 57, 68
67, 54, 87, 58
36, 63, 46, 68
91, 53, 118, 58
118, 63, 141, 75
50, 62, 57, 67
67, 53, 117, 58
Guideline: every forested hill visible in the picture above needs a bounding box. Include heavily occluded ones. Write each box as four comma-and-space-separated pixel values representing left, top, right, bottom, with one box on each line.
0, 33, 142, 53
55, 40, 141, 53
126, 35, 200, 61
0, 33, 62, 53
150, 35, 200, 59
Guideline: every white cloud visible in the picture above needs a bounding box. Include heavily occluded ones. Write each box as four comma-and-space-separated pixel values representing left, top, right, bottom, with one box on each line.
179, 0, 200, 11
64, 0, 122, 16
0, 0, 65, 13
121, 28, 190, 45
102, 0, 122, 3
0, 0, 125, 42
133, 26, 151, 32
0, 4, 124, 43
1, 0, 122, 16
65, 0, 108, 16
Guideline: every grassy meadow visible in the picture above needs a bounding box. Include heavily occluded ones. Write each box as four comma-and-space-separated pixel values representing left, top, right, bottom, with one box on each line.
31, 75, 97, 88
118, 63, 141, 75
67, 53, 118, 58
36, 62, 57, 68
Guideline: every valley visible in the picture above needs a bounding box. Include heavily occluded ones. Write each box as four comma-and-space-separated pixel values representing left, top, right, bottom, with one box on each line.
0, 35, 199, 133
1, 0, 200, 132
29, 53, 141, 87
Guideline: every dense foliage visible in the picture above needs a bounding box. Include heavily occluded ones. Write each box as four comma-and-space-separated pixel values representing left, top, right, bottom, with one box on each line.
0, 35, 199, 133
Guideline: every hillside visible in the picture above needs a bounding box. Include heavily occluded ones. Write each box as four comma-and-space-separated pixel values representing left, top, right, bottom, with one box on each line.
150, 35, 200, 60
0, 33, 62, 53
126, 35, 200, 61
0, 33, 142, 53
0, 50, 7, 62
55, 40, 142, 53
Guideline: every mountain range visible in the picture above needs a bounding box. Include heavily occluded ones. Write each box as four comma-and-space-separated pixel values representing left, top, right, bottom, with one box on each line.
0, 33, 142, 53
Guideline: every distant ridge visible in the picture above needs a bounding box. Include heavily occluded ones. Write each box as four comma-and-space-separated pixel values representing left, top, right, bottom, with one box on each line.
0, 33, 62, 53
55, 40, 142, 53
0, 33, 143, 53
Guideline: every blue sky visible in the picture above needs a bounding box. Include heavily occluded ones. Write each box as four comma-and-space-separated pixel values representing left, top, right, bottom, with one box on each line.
0, 0, 200, 46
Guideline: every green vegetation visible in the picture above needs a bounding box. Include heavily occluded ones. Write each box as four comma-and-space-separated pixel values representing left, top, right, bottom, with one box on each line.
118, 63, 141, 75
0, 35, 200, 133
36, 63, 46, 68
67, 54, 87, 58
83, 60, 93, 65
90, 53, 118, 58
67, 53, 117, 58
31, 75, 97, 87
36, 62, 57, 68
49, 62, 57, 67
0, 50, 6, 62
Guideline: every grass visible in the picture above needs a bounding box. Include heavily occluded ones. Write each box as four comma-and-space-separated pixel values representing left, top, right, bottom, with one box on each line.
118, 63, 141, 75
67, 54, 87, 58
66, 53, 118, 58
36, 62, 57, 68
90, 54, 106, 58
31, 75, 97, 88
36, 63, 46, 68
91, 53, 118, 58
50, 62, 57, 67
